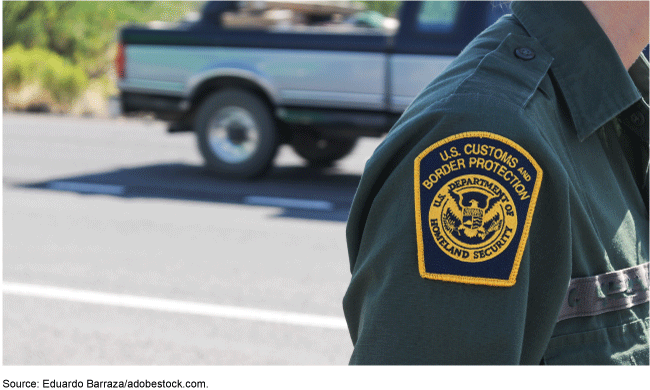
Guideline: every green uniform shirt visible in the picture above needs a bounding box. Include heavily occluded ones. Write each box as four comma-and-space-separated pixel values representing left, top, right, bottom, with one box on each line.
344, 1, 649, 365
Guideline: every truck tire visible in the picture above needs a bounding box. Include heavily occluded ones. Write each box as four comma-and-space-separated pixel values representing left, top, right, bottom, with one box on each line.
195, 89, 278, 179
291, 132, 357, 167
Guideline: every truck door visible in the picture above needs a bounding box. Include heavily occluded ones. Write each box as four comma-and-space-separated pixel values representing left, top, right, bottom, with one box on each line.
390, 1, 506, 112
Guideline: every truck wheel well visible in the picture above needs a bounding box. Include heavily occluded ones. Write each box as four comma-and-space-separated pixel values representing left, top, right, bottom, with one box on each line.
191, 77, 274, 115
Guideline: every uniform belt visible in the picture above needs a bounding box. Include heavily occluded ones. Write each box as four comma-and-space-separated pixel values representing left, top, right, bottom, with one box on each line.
557, 263, 649, 322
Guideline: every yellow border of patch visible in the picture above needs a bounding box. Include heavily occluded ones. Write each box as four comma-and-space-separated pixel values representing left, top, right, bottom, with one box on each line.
414, 131, 543, 287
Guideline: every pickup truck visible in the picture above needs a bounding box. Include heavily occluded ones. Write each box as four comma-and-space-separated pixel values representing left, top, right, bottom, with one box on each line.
117, 1, 508, 178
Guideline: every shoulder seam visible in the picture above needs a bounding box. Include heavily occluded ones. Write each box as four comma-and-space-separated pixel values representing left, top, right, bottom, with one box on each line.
451, 33, 553, 109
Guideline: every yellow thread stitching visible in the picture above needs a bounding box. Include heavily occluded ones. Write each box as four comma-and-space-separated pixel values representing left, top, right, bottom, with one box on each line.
414, 131, 543, 287
414, 152, 427, 278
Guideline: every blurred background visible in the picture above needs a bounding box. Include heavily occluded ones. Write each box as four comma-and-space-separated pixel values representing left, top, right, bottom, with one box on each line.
3, 1, 505, 365
3, 1, 199, 116
3, 1, 403, 116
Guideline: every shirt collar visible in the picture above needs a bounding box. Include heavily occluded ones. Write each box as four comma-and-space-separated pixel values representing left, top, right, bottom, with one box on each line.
629, 55, 649, 104
511, 1, 643, 141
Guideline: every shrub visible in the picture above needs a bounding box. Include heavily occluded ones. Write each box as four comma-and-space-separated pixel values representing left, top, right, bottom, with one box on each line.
41, 51, 88, 105
3, 1, 201, 114
3, 44, 45, 88
3, 43, 88, 107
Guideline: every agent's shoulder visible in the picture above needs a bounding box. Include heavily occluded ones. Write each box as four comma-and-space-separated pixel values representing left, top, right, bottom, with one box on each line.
352, 17, 555, 225
421, 16, 553, 113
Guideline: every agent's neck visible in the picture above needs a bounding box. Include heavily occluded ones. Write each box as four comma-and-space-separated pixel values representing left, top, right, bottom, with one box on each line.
583, 1, 649, 69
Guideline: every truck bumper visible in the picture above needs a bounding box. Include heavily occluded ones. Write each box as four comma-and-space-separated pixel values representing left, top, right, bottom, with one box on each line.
108, 96, 122, 118
120, 92, 189, 121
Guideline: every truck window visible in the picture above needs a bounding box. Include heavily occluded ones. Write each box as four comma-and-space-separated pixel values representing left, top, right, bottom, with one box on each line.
416, 1, 461, 33
485, 2, 512, 25
219, 1, 400, 34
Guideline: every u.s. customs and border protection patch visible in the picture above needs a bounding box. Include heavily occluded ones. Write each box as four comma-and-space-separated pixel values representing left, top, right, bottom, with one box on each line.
414, 132, 542, 287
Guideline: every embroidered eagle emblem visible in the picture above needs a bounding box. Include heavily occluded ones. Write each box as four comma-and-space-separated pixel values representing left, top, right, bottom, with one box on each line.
442, 190, 503, 242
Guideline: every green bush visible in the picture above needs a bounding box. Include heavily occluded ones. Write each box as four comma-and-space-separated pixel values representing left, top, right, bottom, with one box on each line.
3, 44, 44, 87
3, 43, 88, 106
3, 1, 200, 113
41, 52, 88, 105
356, 1, 402, 17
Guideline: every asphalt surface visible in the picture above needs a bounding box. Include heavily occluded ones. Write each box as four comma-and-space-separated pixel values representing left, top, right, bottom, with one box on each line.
3, 113, 384, 365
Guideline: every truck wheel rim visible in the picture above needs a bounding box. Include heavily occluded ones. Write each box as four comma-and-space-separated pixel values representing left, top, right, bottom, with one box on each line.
207, 107, 260, 164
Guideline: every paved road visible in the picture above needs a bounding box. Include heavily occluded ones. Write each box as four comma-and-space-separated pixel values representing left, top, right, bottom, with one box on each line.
3, 113, 383, 365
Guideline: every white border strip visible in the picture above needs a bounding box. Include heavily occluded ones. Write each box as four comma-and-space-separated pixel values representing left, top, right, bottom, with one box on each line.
48, 181, 126, 196
3, 282, 348, 330
244, 196, 333, 211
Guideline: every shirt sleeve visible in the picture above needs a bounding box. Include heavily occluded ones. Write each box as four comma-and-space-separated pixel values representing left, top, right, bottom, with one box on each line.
343, 94, 573, 364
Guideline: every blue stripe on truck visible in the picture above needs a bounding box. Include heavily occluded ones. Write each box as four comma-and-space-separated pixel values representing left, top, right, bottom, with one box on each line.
121, 27, 393, 53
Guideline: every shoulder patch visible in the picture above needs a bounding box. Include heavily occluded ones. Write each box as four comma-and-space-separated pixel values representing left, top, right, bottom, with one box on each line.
414, 132, 542, 287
